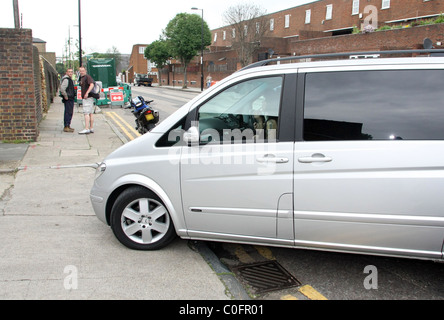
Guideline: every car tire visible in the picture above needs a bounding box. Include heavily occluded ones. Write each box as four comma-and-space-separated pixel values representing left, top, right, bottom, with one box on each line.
110, 186, 176, 250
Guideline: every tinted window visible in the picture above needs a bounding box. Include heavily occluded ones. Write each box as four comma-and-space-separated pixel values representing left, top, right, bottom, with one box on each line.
304, 70, 444, 140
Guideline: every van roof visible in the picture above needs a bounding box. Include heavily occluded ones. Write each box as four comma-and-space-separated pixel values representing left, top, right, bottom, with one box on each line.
238, 49, 444, 74
242, 49, 444, 70
236, 56, 444, 78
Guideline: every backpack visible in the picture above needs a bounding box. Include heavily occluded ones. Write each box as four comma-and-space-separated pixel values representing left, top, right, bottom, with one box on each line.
91, 81, 100, 95
90, 81, 101, 99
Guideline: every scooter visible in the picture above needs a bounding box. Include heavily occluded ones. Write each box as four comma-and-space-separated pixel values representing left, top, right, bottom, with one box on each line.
127, 96, 159, 134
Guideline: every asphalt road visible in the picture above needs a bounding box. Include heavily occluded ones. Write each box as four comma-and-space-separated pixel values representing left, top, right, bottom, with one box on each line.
101, 85, 197, 142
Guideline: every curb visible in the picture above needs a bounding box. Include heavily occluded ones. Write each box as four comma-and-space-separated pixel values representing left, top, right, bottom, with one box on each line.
190, 241, 251, 300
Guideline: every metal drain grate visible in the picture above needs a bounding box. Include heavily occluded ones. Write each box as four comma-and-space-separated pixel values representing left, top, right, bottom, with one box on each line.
231, 261, 301, 294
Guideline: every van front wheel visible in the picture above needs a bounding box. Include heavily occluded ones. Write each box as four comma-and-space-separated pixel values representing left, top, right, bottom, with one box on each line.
110, 187, 176, 250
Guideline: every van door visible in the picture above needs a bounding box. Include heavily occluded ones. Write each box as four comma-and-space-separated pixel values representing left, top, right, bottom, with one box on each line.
181, 75, 295, 242
294, 69, 444, 260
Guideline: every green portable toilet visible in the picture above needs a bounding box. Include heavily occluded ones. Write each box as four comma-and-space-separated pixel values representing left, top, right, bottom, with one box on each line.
87, 58, 117, 89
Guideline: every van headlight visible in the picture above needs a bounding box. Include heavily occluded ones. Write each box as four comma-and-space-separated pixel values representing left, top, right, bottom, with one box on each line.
95, 162, 107, 180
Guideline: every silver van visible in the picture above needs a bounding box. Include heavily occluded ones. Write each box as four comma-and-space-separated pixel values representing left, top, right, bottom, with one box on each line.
91, 51, 444, 261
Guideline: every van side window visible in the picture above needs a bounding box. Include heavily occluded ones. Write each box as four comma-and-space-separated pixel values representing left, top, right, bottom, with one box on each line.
197, 76, 283, 144
304, 70, 444, 141
155, 116, 187, 147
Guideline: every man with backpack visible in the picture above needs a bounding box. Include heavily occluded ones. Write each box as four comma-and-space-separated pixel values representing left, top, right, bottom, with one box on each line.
60, 68, 75, 132
78, 66, 100, 134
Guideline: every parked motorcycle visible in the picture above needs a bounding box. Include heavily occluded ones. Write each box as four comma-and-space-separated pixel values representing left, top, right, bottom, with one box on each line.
126, 96, 159, 134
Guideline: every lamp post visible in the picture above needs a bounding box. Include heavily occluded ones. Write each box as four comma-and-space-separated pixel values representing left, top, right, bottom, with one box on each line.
78, 0, 82, 67
13, 0, 20, 29
191, 7, 204, 91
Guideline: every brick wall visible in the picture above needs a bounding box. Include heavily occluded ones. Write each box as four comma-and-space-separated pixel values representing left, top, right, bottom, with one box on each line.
0, 28, 38, 142
0, 28, 58, 142
158, 50, 238, 88
289, 23, 444, 55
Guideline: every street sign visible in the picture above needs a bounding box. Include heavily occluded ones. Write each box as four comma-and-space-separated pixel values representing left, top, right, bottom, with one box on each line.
110, 92, 123, 101
76, 88, 82, 101
109, 89, 124, 106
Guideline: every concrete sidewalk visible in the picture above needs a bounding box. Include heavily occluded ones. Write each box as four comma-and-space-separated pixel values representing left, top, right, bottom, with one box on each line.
0, 99, 229, 299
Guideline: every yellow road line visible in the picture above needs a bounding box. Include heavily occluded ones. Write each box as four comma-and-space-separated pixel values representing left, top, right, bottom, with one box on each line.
107, 112, 135, 141
234, 245, 255, 264
299, 285, 328, 300
280, 286, 327, 300
254, 246, 275, 260
106, 111, 140, 141
111, 112, 141, 137
281, 294, 298, 300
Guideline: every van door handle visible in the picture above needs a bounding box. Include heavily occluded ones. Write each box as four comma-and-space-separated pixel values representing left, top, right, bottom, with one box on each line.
257, 154, 289, 164
298, 154, 332, 163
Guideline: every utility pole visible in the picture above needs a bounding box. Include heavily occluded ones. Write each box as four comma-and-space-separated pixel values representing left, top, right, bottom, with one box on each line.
78, 0, 82, 67
68, 26, 72, 69
191, 7, 204, 91
13, 0, 20, 29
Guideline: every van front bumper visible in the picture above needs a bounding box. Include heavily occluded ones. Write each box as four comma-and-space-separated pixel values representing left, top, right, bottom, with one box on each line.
90, 190, 108, 225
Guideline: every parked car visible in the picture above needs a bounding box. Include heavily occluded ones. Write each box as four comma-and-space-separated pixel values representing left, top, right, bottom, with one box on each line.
90, 51, 444, 261
134, 74, 153, 87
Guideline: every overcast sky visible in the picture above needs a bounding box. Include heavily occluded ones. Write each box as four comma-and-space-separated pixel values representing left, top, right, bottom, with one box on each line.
1, 0, 316, 57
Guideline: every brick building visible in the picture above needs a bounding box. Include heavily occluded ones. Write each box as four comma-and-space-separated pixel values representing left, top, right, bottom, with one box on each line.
166, 0, 444, 87
212, 0, 444, 47
127, 44, 158, 84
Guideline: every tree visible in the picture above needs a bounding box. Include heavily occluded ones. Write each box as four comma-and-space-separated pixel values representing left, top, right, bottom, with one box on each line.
145, 39, 170, 87
164, 13, 211, 89
223, 3, 269, 68
56, 62, 66, 76
105, 46, 122, 73
90, 47, 122, 74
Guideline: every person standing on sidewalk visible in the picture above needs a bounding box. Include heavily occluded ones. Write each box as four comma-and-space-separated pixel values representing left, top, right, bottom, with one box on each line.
78, 66, 98, 134
60, 68, 75, 132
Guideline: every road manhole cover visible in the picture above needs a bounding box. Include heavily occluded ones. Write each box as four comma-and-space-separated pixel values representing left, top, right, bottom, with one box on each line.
231, 260, 301, 294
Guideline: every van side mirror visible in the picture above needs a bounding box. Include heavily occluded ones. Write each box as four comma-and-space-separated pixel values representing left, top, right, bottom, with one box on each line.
183, 126, 199, 145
